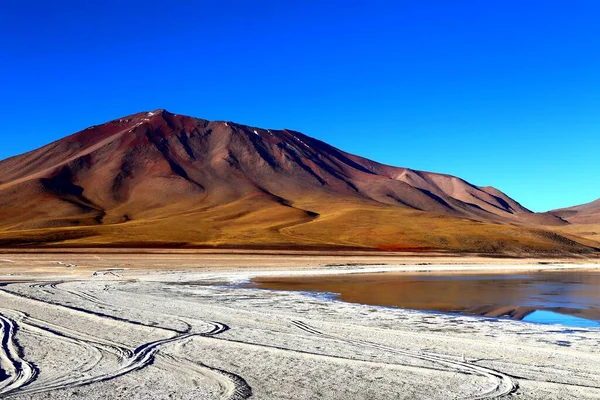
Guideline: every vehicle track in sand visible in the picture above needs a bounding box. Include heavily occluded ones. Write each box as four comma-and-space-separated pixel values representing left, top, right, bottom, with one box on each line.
290, 320, 518, 400
30, 281, 116, 309
0, 284, 252, 400
159, 353, 252, 400
0, 309, 122, 395
28, 281, 195, 334
11, 283, 187, 334
0, 315, 38, 396
1, 281, 519, 399
6, 319, 241, 398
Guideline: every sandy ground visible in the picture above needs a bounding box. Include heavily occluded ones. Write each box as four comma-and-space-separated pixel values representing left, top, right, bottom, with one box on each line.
0, 253, 599, 399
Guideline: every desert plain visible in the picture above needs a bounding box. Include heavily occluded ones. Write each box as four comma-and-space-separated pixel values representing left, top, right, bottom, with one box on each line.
0, 251, 599, 399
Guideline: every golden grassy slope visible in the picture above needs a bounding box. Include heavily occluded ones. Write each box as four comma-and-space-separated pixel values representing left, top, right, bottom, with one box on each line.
0, 196, 595, 254
551, 224, 600, 247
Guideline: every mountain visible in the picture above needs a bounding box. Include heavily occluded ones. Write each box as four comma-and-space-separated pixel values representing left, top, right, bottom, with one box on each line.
550, 199, 600, 245
0, 109, 594, 253
552, 199, 600, 224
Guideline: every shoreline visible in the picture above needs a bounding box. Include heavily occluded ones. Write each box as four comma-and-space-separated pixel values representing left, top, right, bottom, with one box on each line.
239, 262, 600, 279
244, 264, 600, 329
0, 251, 599, 278
1, 247, 599, 259
192, 263, 600, 286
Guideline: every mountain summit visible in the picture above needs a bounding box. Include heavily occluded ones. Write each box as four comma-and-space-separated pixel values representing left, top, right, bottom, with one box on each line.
0, 110, 594, 253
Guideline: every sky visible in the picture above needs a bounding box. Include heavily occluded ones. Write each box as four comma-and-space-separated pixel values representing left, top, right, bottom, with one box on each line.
1, 1, 598, 212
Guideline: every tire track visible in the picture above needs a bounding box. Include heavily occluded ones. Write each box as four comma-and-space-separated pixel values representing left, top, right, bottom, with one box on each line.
0, 286, 250, 399
291, 320, 518, 399
55, 282, 194, 334
30, 281, 113, 309
9, 309, 132, 361
0, 309, 132, 397
1, 285, 183, 334
7, 320, 239, 398
8, 282, 513, 398
61, 287, 111, 308
12, 323, 104, 390
0, 315, 38, 396
27, 282, 194, 334
159, 353, 252, 400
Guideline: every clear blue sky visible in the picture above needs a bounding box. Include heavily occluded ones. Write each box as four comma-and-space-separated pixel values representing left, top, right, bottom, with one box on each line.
1, 1, 598, 212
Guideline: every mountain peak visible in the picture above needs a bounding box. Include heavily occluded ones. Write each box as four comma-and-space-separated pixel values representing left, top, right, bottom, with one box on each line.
145, 109, 166, 118
135, 109, 174, 123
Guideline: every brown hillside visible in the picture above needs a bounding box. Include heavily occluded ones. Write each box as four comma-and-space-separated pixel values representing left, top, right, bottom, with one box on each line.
551, 199, 600, 246
0, 109, 594, 254
552, 199, 600, 225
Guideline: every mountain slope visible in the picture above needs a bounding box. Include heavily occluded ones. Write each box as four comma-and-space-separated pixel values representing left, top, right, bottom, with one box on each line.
550, 199, 600, 245
552, 199, 600, 224
0, 110, 593, 253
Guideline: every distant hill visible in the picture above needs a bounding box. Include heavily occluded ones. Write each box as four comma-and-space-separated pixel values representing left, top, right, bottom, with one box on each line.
550, 199, 600, 245
0, 109, 594, 254
552, 199, 600, 224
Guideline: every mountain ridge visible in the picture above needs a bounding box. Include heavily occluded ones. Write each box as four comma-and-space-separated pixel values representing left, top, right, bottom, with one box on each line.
0, 109, 594, 254
552, 198, 600, 224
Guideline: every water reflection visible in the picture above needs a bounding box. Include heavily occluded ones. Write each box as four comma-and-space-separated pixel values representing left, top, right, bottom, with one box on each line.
252, 271, 600, 327
522, 310, 599, 328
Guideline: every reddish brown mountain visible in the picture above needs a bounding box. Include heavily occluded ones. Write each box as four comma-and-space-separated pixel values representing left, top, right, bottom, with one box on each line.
0, 110, 593, 253
552, 199, 600, 224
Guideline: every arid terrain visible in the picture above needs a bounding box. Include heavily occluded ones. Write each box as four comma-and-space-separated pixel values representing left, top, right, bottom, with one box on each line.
0, 110, 598, 398
552, 198, 600, 225
0, 110, 597, 254
2, 1, 599, 399
1, 253, 599, 399
551, 199, 600, 242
